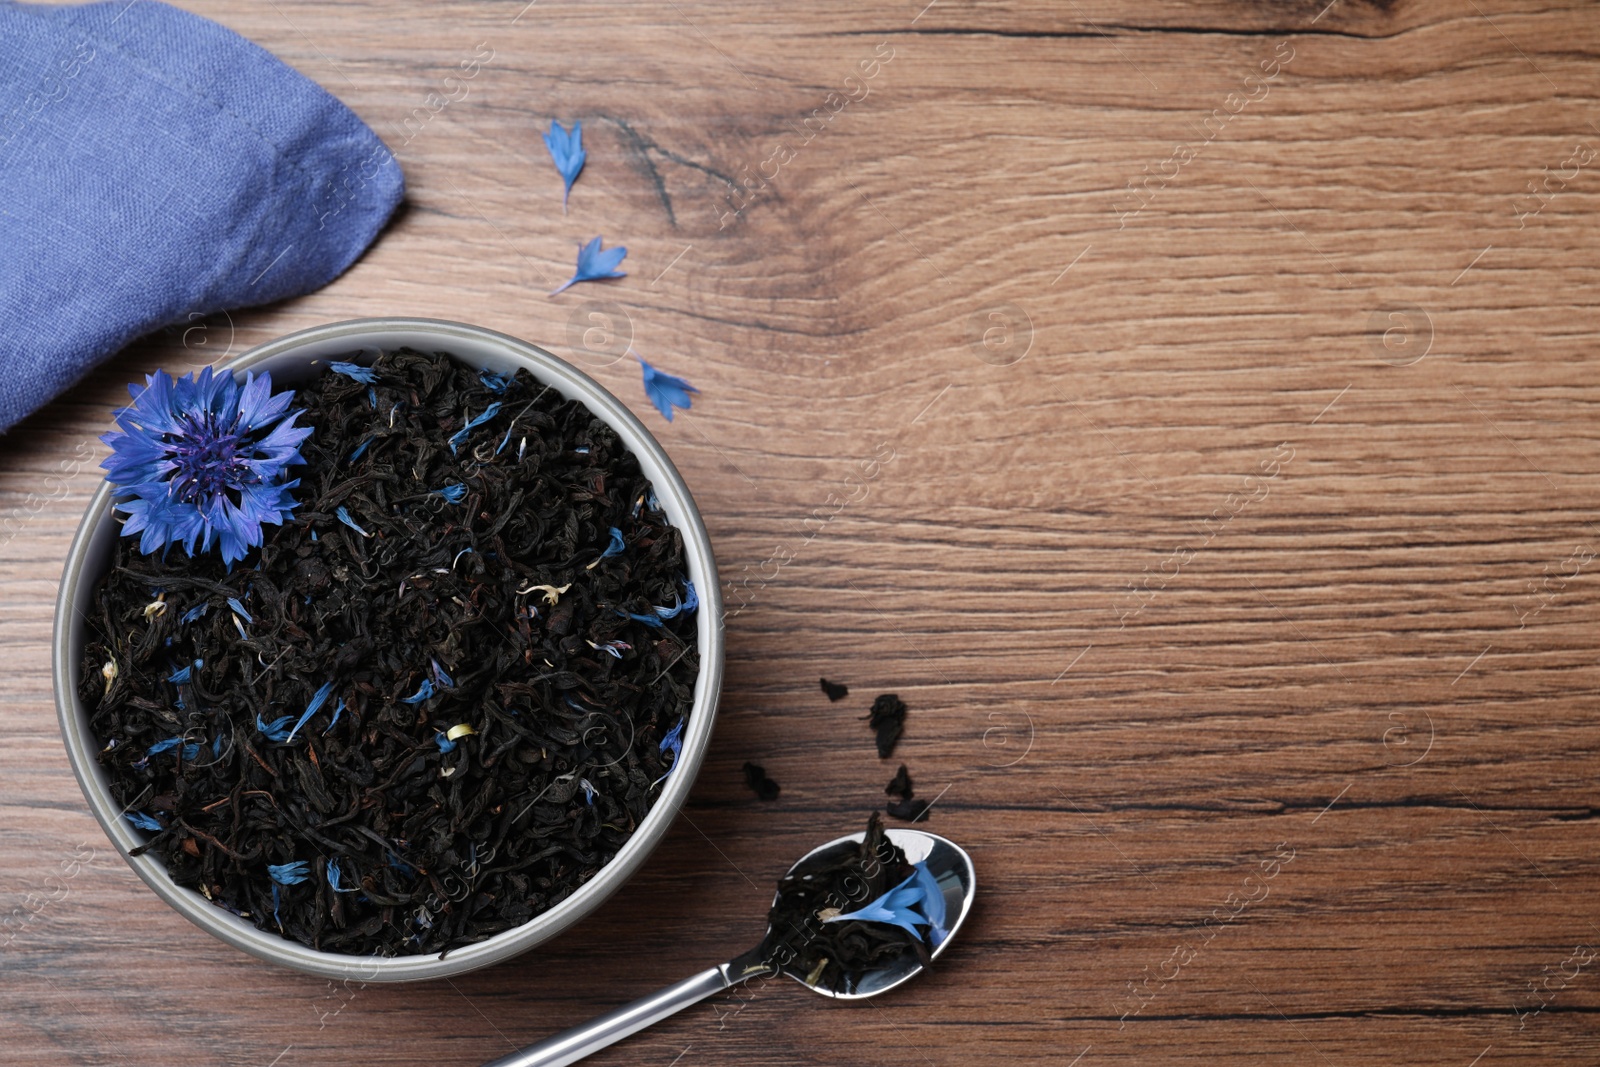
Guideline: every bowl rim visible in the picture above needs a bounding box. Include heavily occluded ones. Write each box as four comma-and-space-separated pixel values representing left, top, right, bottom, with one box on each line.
52, 317, 724, 982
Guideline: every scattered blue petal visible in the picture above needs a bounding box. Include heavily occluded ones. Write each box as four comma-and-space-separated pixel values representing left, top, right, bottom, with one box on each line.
480, 370, 513, 393
574, 446, 590, 454
910, 860, 949, 945
327, 859, 359, 893
349, 437, 372, 462
551, 236, 627, 295
268, 860, 310, 886
310, 529, 318, 542
435, 732, 457, 754
213, 735, 224, 757
272, 883, 282, 926
661, 720, 685, 760
590, 639, 631, 659
433, 483, 467, 504
402, 679, 435, 704
448, 401, 503, 453
388, 852, 415, 878
638, 355, 698, 422
652, 718, 685, 787
100, 367, 310, 566
823, 860, 948, 945
431, 659, 455, 688
543, 119, 587, 210
180, 602, 208, 625
256, 712, 296, 743
367, 386, 378, 409
126, 811, 163, 832
147, 736, 185, 756
286, 681, 336, 742
580, 778, 596, 805
329, 361, 379, 384
324, 699, 346, 735
335, 506, 370, 537
167, 664, 192, 684
654, 580, 699, 620
618, 608, 665, 628
226, 597, 252, 624
601, 527, 625, 559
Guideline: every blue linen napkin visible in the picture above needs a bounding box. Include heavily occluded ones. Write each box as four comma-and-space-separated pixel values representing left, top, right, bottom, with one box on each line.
0, 0, 404, 432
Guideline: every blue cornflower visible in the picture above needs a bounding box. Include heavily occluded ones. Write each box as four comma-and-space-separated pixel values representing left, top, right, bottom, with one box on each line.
551, 236, 626, 296
167, 662, 194, 684
324, 698, 346, 734
580, 778, 596, 805
327, 859, 359, 893
286, 681, 336, 742
433, 483, 467, 504
637, 355, 698, 422
268, 860, 310, 886
100, 366, 311, 566
653, 719, 685, 787
824, 861, 949, 946
329, 361, 379, 384
589, 639, 631, 659
349, 437, 373, 462
180, 602, 208, 625
402, 679, 435, 704
125, 811, 163, 832
435, 731, 457, 754
226, 597, 252, 624
335, 506, 370, 537
146, 737, 199, 759
256, 712, 296, 743
480, 370, 513, 393
654, 580, 699, 620
617, 608, 665, 628
431, 659, 454, 688
601, 527, 625, 558
448, 402, 503, 453
543, 119, 586, 211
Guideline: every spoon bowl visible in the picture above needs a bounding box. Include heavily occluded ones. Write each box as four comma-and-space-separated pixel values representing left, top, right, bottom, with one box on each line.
772, 827, 976, 1000
485, 827, 976, 1067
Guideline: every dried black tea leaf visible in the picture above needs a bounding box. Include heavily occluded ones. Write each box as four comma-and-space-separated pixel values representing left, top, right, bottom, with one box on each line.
80, 348, 699, 957
759, 813, 929, 992
885, 764, 913, 800
742, 761, 780, 801
820, 677, 848, 702
867, 693, 907, 758
886, 797, 931, 823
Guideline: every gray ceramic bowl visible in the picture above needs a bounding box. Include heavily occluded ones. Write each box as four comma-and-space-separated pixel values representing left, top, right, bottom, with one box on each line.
52, 318, 723, 982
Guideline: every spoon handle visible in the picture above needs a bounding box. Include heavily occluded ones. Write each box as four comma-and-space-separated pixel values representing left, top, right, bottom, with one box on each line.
481, 950, 770, 1067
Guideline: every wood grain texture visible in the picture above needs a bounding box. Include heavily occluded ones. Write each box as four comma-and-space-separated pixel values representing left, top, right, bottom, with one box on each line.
5, 0, 1600, 1063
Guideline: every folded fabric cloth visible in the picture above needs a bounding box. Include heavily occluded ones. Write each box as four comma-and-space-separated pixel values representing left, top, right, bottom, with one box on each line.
0, 0, 404, 432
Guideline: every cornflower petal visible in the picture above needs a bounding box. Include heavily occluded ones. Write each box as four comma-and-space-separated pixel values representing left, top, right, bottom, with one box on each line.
329, 361, 379, 384
550, 236, 626, 295
286, 681, 336, 742
268, 860, 310, 886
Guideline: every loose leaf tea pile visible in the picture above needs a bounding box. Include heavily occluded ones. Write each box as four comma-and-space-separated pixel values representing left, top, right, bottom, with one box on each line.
80, 348, 699, 956
759, 813, 931, 993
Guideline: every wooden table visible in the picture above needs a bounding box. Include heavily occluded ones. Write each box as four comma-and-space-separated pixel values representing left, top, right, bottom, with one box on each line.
5, 1, 1600, 1063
